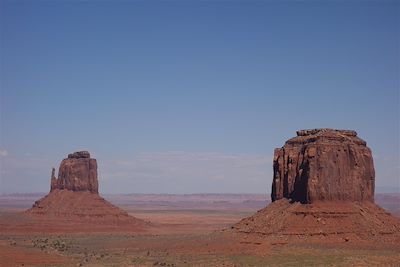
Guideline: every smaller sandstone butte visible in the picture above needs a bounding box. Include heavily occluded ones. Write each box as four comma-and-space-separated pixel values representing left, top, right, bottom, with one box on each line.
26, 151, 147, 231
51, 151, 98, 193
272, 129, 374, 203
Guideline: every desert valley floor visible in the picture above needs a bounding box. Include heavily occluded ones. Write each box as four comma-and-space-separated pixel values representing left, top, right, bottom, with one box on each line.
1, 193, 399, 267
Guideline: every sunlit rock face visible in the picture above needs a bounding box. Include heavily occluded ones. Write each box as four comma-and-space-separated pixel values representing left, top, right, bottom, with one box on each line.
271, 129, 375, 203
51, 151, 98, 194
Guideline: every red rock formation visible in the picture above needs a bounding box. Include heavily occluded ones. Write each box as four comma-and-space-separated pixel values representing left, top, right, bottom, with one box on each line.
272, 129, 375, 203
27, 151, 148, 230
50, 151, 98, 194
233, 129, 400, 241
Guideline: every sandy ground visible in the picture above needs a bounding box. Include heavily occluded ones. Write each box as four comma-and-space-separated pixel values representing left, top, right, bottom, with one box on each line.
1, 193, 399, 266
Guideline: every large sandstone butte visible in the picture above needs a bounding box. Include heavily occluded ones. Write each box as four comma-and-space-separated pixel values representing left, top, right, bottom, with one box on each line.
272, 129, 375, 203
233, 129, 400, 242
26, 151, 147, 230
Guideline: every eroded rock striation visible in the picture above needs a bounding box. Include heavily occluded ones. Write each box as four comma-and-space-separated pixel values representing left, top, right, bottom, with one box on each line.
51, 151, 98, 194
272, 129, 375, 203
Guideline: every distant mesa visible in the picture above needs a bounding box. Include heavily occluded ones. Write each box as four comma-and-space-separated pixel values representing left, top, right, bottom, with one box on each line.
27, 151, 146, 228
233, 129, 400, 241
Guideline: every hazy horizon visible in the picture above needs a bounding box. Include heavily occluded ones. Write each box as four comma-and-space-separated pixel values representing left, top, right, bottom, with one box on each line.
1, 185, 398, 195
1, 1, 399, 194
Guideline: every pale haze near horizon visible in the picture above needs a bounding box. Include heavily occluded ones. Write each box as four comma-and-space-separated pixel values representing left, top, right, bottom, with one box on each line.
0, 1, 399, 194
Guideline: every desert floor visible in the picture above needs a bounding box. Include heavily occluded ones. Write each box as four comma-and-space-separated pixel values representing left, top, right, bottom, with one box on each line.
0, 193, 399, 267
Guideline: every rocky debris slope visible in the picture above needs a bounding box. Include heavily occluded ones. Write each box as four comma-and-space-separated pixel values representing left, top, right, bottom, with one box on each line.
233, 199, 400, 241
28, 190, 133, 220
233, 129, 400, 242
272, 129, 375, 203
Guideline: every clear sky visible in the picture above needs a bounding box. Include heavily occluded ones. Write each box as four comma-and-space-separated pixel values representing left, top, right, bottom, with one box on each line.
0, 0, 399, 194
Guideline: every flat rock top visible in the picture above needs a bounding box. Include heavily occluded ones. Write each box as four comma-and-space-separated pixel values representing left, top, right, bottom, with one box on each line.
286, 128, 366, 146
296, 128, 357, 137
68, 151, 91, 159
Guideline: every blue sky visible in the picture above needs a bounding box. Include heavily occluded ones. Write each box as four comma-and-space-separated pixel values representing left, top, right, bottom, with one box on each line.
0, 0, 399, 194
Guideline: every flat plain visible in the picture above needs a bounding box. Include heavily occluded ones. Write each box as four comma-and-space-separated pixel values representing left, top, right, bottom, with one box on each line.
0, 193, 399, 267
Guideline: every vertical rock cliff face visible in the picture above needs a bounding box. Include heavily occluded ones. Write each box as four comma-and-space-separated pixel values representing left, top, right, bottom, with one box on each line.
271, 129, 375, 203
50, 151, 99, 194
